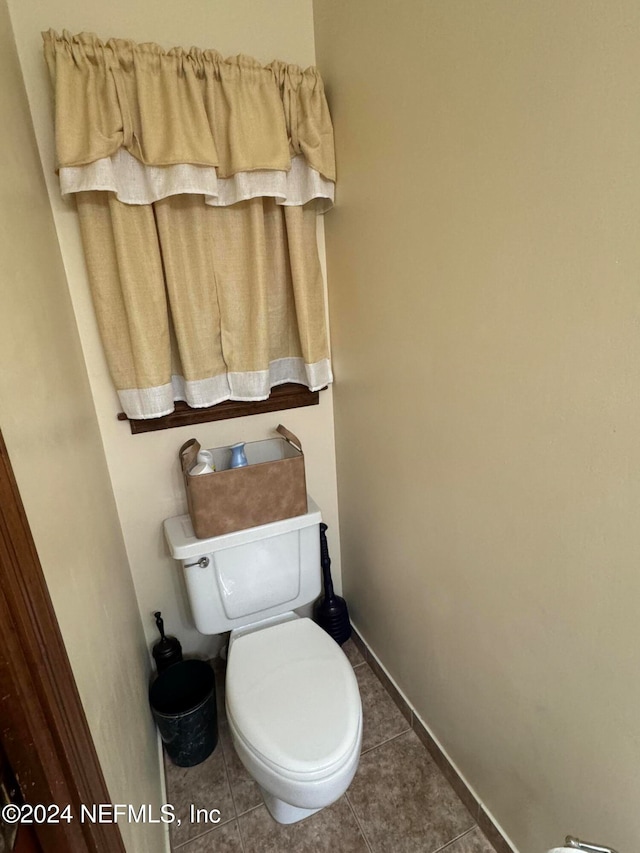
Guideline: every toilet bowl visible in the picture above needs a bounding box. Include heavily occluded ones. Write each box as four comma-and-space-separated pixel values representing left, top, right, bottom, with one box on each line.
163, 496, 363, 824
225, 615, 362, 823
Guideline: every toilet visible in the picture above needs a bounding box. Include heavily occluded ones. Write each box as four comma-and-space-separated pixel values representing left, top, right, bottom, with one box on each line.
163, 497, 362, 824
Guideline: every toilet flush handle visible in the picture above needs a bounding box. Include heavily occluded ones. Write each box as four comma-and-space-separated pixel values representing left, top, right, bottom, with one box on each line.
184, 557, 210, 569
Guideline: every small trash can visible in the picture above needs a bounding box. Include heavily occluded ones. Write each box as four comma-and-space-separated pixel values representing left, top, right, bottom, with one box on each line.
149, 659, 217, 767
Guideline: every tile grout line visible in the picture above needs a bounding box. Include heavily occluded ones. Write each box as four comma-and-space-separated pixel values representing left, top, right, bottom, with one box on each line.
235, 802, 262, 820
360, 724, 412, 756
218, 725, 242, 826
213, 663, 248, 851
172, 823, 221, 851
344, 791, 375, 853
235, 802, 251, 853
430, 825, 480, 853
216, 723, 248, 853
215, 660, 249, 853
236, 815, 247, 853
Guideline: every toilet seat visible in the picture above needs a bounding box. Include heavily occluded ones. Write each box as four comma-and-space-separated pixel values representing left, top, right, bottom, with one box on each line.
226, 618, 362, 780
228, 711, 362, 787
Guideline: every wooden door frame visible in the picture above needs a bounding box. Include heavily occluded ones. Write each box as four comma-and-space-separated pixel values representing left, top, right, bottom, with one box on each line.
0, 430, 125, 853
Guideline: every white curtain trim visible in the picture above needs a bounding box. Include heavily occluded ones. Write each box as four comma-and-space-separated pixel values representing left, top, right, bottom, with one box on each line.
118, 357, 333, 419
60, 150, 334, 211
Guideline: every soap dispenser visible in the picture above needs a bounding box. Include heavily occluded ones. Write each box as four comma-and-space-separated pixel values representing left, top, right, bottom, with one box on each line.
229, 442, 248, 468
152, 611, 183, 673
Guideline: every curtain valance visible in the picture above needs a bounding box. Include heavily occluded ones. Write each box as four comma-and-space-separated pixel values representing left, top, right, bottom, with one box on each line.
42, 30, 335, 209
43, 31, 335, 420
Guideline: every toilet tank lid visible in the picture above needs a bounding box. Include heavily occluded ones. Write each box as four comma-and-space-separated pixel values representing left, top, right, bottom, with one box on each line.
226, 618, 361, 775
163, 495, 321, 560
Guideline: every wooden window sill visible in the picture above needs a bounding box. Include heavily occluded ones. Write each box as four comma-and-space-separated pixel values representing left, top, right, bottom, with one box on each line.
117, 383, 324, 434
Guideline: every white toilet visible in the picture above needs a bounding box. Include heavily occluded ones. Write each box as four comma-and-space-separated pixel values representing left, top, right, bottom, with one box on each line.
163, 497, 362, 824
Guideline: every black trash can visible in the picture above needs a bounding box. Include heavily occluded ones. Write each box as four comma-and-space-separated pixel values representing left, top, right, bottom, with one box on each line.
149, 659, 217, 767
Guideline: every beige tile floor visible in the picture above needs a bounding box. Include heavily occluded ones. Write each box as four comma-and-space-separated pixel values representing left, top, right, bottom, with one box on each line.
164, 640, 498, 853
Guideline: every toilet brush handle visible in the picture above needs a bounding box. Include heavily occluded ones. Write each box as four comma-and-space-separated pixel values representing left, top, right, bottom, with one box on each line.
154, 611, 166, 641
319, 523, 335, 598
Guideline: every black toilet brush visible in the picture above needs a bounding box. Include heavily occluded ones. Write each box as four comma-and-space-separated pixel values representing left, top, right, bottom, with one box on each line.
314, 522, 352, 645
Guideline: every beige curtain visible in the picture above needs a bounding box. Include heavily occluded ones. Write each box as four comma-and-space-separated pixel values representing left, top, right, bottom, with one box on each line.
43, 30, 335, 419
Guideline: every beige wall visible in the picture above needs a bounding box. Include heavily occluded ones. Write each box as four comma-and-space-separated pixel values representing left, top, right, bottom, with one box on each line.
314, 2, 640, 851
7, 0, 341, 657
0, 3, 165, 852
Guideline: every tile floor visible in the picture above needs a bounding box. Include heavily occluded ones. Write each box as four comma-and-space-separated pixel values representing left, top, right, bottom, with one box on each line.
164, 640, 498, 853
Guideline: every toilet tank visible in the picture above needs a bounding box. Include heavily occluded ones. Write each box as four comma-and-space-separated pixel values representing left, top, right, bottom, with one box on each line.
163, 496, 322, 635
